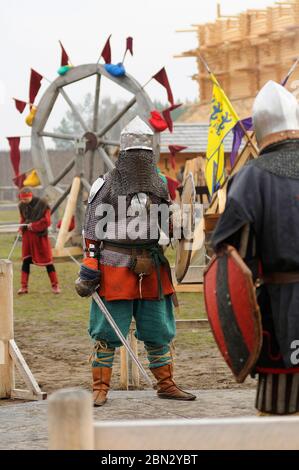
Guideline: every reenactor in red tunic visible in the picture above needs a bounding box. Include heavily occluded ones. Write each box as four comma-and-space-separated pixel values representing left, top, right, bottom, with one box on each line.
18, 187, 60, 294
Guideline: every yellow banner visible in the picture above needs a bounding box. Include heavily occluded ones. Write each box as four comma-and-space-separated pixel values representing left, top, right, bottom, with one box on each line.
206, 74, 239, 195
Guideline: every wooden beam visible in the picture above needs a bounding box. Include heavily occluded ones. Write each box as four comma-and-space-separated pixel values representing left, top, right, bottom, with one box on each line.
11, 388, 46, 401
94, 416, 299, 450
176, 319, 209, 329
9, 340, 46, 399
119, 346, 129, 390
55, 176, 81, 251
174, 283, 203, 293
0, 260, 14, 398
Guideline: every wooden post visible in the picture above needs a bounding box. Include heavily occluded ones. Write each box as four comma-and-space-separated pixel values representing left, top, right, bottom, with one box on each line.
55, 176, 81, 253
129, 327, 140, 389
0, 260, 14, 398
119, 346, 129, 390
119, 325, 140, 390
48, 388, 94, 450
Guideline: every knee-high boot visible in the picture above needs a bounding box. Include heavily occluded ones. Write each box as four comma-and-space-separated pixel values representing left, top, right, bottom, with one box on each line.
18, 271, 29, 295
150, 364, 196, 401
47, 270, 61, 294
92, 367, 112, 406
91, 342, 115, 406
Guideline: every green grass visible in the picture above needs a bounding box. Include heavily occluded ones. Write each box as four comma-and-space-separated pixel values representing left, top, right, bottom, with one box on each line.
0, 209, 19, 224
0, 233, 205, 334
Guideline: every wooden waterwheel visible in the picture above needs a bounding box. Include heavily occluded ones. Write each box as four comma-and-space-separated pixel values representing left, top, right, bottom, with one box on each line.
30, 64, 159, 256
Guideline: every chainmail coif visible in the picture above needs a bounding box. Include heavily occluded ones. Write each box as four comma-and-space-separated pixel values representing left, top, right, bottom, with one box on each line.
111, 149, 169, 199
252, 140, 299, 179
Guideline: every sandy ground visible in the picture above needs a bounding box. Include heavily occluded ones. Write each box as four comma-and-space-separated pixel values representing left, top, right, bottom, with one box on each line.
8, 318, 256, 396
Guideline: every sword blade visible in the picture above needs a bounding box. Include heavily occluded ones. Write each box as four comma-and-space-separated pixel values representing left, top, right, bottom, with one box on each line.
92, 292, 153, 386
7, 232, 21, 260
81, 229, 153, 386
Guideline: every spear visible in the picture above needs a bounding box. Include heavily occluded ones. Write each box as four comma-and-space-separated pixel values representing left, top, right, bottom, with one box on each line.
281, 56, 299, 87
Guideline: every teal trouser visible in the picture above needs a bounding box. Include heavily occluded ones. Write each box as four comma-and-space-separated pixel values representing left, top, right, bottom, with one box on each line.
89, 295, 176, 369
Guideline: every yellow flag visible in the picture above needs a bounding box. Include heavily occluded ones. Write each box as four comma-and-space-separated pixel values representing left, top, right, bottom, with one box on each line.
206, 74, 239, 195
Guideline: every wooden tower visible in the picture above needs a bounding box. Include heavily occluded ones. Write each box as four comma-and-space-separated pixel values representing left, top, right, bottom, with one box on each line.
177, 0, 299, 122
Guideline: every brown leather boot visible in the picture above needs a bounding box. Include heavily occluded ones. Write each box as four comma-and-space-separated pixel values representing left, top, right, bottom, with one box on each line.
92, 367, 112, 406
150, 364, 196, 401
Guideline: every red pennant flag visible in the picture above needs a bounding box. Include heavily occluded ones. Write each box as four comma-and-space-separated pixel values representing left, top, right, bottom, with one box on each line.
162, 103, 182, 133
126, 37, 133, 56
13, 173, 26, 189
101, 35, 112, 64
168, 145, 188, 170
7, 137, 21, 176
166, 176, 180, 201
59, 40, 70, 66
29, 69, 43, 106
152, 67, 174, 105
13, 98, 27, 114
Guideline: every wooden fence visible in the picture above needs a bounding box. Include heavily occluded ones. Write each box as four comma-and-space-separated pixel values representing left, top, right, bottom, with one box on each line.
48, 388, 299, 450
0, 259, 46, 400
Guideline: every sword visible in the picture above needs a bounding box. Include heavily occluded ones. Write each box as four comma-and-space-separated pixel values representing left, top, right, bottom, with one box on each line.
7, 232, 21, 260
81, 231, 153, 386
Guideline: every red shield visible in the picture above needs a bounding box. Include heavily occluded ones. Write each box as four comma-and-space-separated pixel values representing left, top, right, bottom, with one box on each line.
204, 245, 262, 383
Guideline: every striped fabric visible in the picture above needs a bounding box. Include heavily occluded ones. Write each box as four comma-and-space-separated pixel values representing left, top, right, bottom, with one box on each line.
256, 373, 299, 415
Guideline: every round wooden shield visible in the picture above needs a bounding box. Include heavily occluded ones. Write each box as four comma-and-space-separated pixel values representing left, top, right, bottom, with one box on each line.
175, 172, 196, 283
204, 245, 262, 383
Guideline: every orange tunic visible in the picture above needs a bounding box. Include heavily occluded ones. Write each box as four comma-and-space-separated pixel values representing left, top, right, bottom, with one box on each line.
83, 240, 174, 301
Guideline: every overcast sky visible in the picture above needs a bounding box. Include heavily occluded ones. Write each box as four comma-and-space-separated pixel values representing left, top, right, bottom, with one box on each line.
1, 0, 275, 150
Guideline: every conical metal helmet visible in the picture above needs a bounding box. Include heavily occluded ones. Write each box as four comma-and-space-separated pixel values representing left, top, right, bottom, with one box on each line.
120, 116, 154, 151
253, 80, 299, 149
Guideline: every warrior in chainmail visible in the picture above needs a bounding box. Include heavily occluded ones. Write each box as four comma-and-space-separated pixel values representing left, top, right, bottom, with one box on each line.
212, 81, 299, 415
76, 116, 196, 406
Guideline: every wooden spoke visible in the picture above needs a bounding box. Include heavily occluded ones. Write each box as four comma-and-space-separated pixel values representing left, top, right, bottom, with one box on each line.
100, 139, 120, 146
39, 131, 79, 141
50, 184, 72, 215
97, 147, 115, 171
93, 74, 101, 133
50, 159, 75, 187
81, 177, 91, 192
59, 88, 88, 132
97, 97, 136, 137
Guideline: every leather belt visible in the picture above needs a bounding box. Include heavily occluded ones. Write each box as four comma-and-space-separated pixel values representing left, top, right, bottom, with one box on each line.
262, 271, 299, 285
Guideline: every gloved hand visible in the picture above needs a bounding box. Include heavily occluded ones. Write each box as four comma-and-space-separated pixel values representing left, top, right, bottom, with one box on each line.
75, 264, 101, 297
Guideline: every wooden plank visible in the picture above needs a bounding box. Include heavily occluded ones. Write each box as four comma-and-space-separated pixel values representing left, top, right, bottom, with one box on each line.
9, 340, 45, 398
176, 319, 209, 330
11, 388, 46, 401
0, 260, 14, 398
174, 283, 203, 293
55, 176, 81, 251
129, 329, 139, 389
94, 416, 299, 450
52, 246, 82, 259
119, 347, 128, 390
